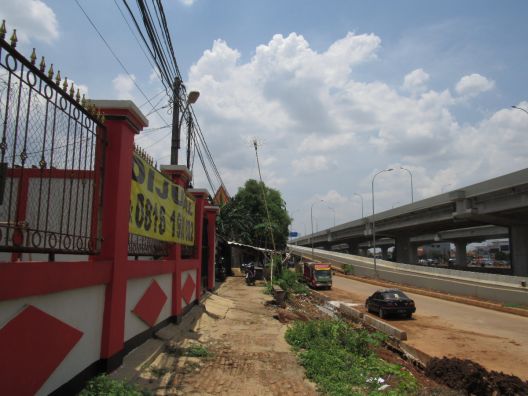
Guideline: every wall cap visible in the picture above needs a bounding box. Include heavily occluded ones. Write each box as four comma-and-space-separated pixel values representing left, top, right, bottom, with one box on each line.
188, 188, 209, 197
89, 100, 148, 127
160, 165, 192, 180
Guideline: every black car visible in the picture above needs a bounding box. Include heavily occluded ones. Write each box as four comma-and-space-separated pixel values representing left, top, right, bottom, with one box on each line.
365, 289, 416, 319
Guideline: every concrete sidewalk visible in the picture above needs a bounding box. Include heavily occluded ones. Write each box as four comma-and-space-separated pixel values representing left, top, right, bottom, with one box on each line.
110, 277, 317, 395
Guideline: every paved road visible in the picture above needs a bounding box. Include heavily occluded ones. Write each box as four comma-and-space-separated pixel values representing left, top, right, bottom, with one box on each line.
324, 275, 528, 380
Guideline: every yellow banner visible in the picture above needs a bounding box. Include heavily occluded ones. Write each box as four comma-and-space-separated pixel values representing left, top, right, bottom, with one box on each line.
129, 154, 195, 245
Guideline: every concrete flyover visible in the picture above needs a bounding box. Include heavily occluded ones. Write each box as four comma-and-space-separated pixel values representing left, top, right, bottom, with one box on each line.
289, 245, 528, 306
292, 168, 528, 276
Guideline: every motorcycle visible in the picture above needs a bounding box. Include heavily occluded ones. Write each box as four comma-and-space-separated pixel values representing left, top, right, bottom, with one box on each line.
242, 262, 256, 286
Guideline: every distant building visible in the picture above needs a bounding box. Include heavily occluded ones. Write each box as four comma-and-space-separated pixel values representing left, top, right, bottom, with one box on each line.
213, 184, 230, 207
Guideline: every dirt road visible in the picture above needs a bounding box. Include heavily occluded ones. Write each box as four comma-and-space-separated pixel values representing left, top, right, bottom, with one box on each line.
112, 277, 317, 395
322, 275, 528, 380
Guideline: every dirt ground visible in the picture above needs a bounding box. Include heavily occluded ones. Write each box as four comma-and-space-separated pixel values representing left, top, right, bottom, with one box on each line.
113, 277, 318, 395
320, 285, 528, 381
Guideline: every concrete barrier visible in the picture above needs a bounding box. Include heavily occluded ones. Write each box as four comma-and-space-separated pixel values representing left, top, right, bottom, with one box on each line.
338, 304, 363, 321
363, 315, 408, 341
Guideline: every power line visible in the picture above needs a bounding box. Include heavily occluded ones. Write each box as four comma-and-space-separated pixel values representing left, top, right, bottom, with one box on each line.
74, 0, 170, 126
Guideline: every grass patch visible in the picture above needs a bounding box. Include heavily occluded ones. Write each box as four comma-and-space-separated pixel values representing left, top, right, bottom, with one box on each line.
166, 343, 212, 358
150, 367, 169, 378
79, 374, 150, 396
275, 269, 310, 296
285, 320, 419, 395
342, 264, 354, 275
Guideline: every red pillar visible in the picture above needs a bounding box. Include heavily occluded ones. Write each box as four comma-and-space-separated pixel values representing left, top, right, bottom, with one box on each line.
188, 189, 208, 298
91, 100, 148, 370
205, 206, 219, 291
160, 165, 191, 321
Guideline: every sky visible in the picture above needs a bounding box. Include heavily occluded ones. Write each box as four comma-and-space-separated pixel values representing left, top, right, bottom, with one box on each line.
1, 0, 527, 236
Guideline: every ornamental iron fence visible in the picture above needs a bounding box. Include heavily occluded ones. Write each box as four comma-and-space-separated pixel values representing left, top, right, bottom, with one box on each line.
0, 29, 106, 255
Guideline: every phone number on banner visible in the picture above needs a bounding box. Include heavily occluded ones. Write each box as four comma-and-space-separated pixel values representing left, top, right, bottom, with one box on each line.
129, 192, 194, 244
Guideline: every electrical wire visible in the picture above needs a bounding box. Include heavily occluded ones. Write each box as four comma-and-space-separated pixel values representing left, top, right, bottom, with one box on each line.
74, 0, 170, 126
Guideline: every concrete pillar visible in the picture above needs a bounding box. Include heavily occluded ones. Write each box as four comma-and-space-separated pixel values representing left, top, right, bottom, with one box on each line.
454, 240, 468, 267
348, 242, 359, 255
409, 243, 418, 264
510, 225, 528, 276
381, 246, 389, 260
395, 235, 412, 264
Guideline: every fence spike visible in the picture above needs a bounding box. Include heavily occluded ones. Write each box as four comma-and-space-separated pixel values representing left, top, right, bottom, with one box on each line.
42, 58, 49, 74
76, 88, 81, 102
10, 29, 17, 47
100, 114, 106, 124
69, 82, 75, 97
30, 48, 37, 65
55, 70, 61, 85
0, 20, 6, 40
81, 94, 86, 107
62, 77, 68, 91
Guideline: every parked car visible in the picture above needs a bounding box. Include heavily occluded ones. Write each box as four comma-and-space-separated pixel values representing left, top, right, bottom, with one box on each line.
365, 289, 416, 319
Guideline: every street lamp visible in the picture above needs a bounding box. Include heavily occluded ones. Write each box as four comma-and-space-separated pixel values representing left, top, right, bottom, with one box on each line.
400, 166, 414, 203
353, 192, 364, 218
512, 105, 528, 115
371, 168, 394, 275
311, 199, 324, 259
327, 205, 336, 227
182, 91, 200, 169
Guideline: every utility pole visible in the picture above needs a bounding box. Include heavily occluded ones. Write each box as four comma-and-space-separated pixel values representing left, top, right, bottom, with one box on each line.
186, 113, 193, 169
170, 78, 181, 165
252, 139, 276, 283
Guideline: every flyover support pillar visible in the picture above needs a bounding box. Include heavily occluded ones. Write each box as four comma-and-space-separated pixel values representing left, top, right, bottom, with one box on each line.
455, 240, 468, 267
381, 246, 389, 260
510, 225, 528, 276
395, 235, 414, 264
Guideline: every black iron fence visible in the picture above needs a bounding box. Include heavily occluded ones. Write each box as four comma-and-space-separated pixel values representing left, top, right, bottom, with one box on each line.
0, 30, 106, 256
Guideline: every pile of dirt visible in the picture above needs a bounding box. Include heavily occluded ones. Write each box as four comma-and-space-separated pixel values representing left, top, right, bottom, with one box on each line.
425, 357, 528, 395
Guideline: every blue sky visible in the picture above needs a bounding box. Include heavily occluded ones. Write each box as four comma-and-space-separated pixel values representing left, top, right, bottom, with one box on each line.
1, 0, 527, 235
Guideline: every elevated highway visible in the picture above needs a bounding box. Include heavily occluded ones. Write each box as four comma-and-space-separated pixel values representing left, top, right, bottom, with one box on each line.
292, 168, 528, 275
288, 245, 528, 306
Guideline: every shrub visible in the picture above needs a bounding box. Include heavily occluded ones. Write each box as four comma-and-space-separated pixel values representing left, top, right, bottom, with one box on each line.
79, 374, 148, 396
342, 264, 354, 275
276, 269, 310, 296
286, 320, 418, 395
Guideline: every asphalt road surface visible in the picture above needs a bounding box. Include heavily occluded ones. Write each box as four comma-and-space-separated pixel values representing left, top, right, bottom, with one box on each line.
323, 275, 528, 380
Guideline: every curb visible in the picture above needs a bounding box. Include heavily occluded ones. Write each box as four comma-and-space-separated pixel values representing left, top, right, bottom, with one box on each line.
311, 290, 407, 341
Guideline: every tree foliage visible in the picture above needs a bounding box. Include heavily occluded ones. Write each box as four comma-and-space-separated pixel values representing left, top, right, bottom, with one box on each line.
217, 179, 291, 250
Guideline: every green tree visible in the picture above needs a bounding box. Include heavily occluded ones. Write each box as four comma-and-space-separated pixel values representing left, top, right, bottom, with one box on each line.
217, 179, 291, 250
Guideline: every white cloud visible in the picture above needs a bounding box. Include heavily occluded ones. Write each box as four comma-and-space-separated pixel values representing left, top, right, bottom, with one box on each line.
180, 0, 197, 5
184, 32, 523, 231
0, 0, 59, 44
112, 73, 136, 100
292, 155, 331, 175
402, 68, 430, 93
455, 73, 495, 97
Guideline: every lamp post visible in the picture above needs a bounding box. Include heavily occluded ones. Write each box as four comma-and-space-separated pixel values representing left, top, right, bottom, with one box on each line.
327, 205, 336, 227
371, 168, 394, 275
400, 166, 414, 203
310, 199, 324, 259
512, 105, 528, 115
353, 192, 364, 218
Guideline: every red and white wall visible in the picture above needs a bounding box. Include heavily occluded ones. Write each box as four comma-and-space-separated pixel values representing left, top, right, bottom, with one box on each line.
0, 100, 218, 395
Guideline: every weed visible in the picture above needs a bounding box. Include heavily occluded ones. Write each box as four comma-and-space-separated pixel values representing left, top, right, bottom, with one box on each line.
184, 344, 211, 357
342, 264, 354, 275
286, 319, 419, 395
276, 269, 310, 296
79, 374, 150, 396
167, 343, 212, 358
150, 367, 169, 378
